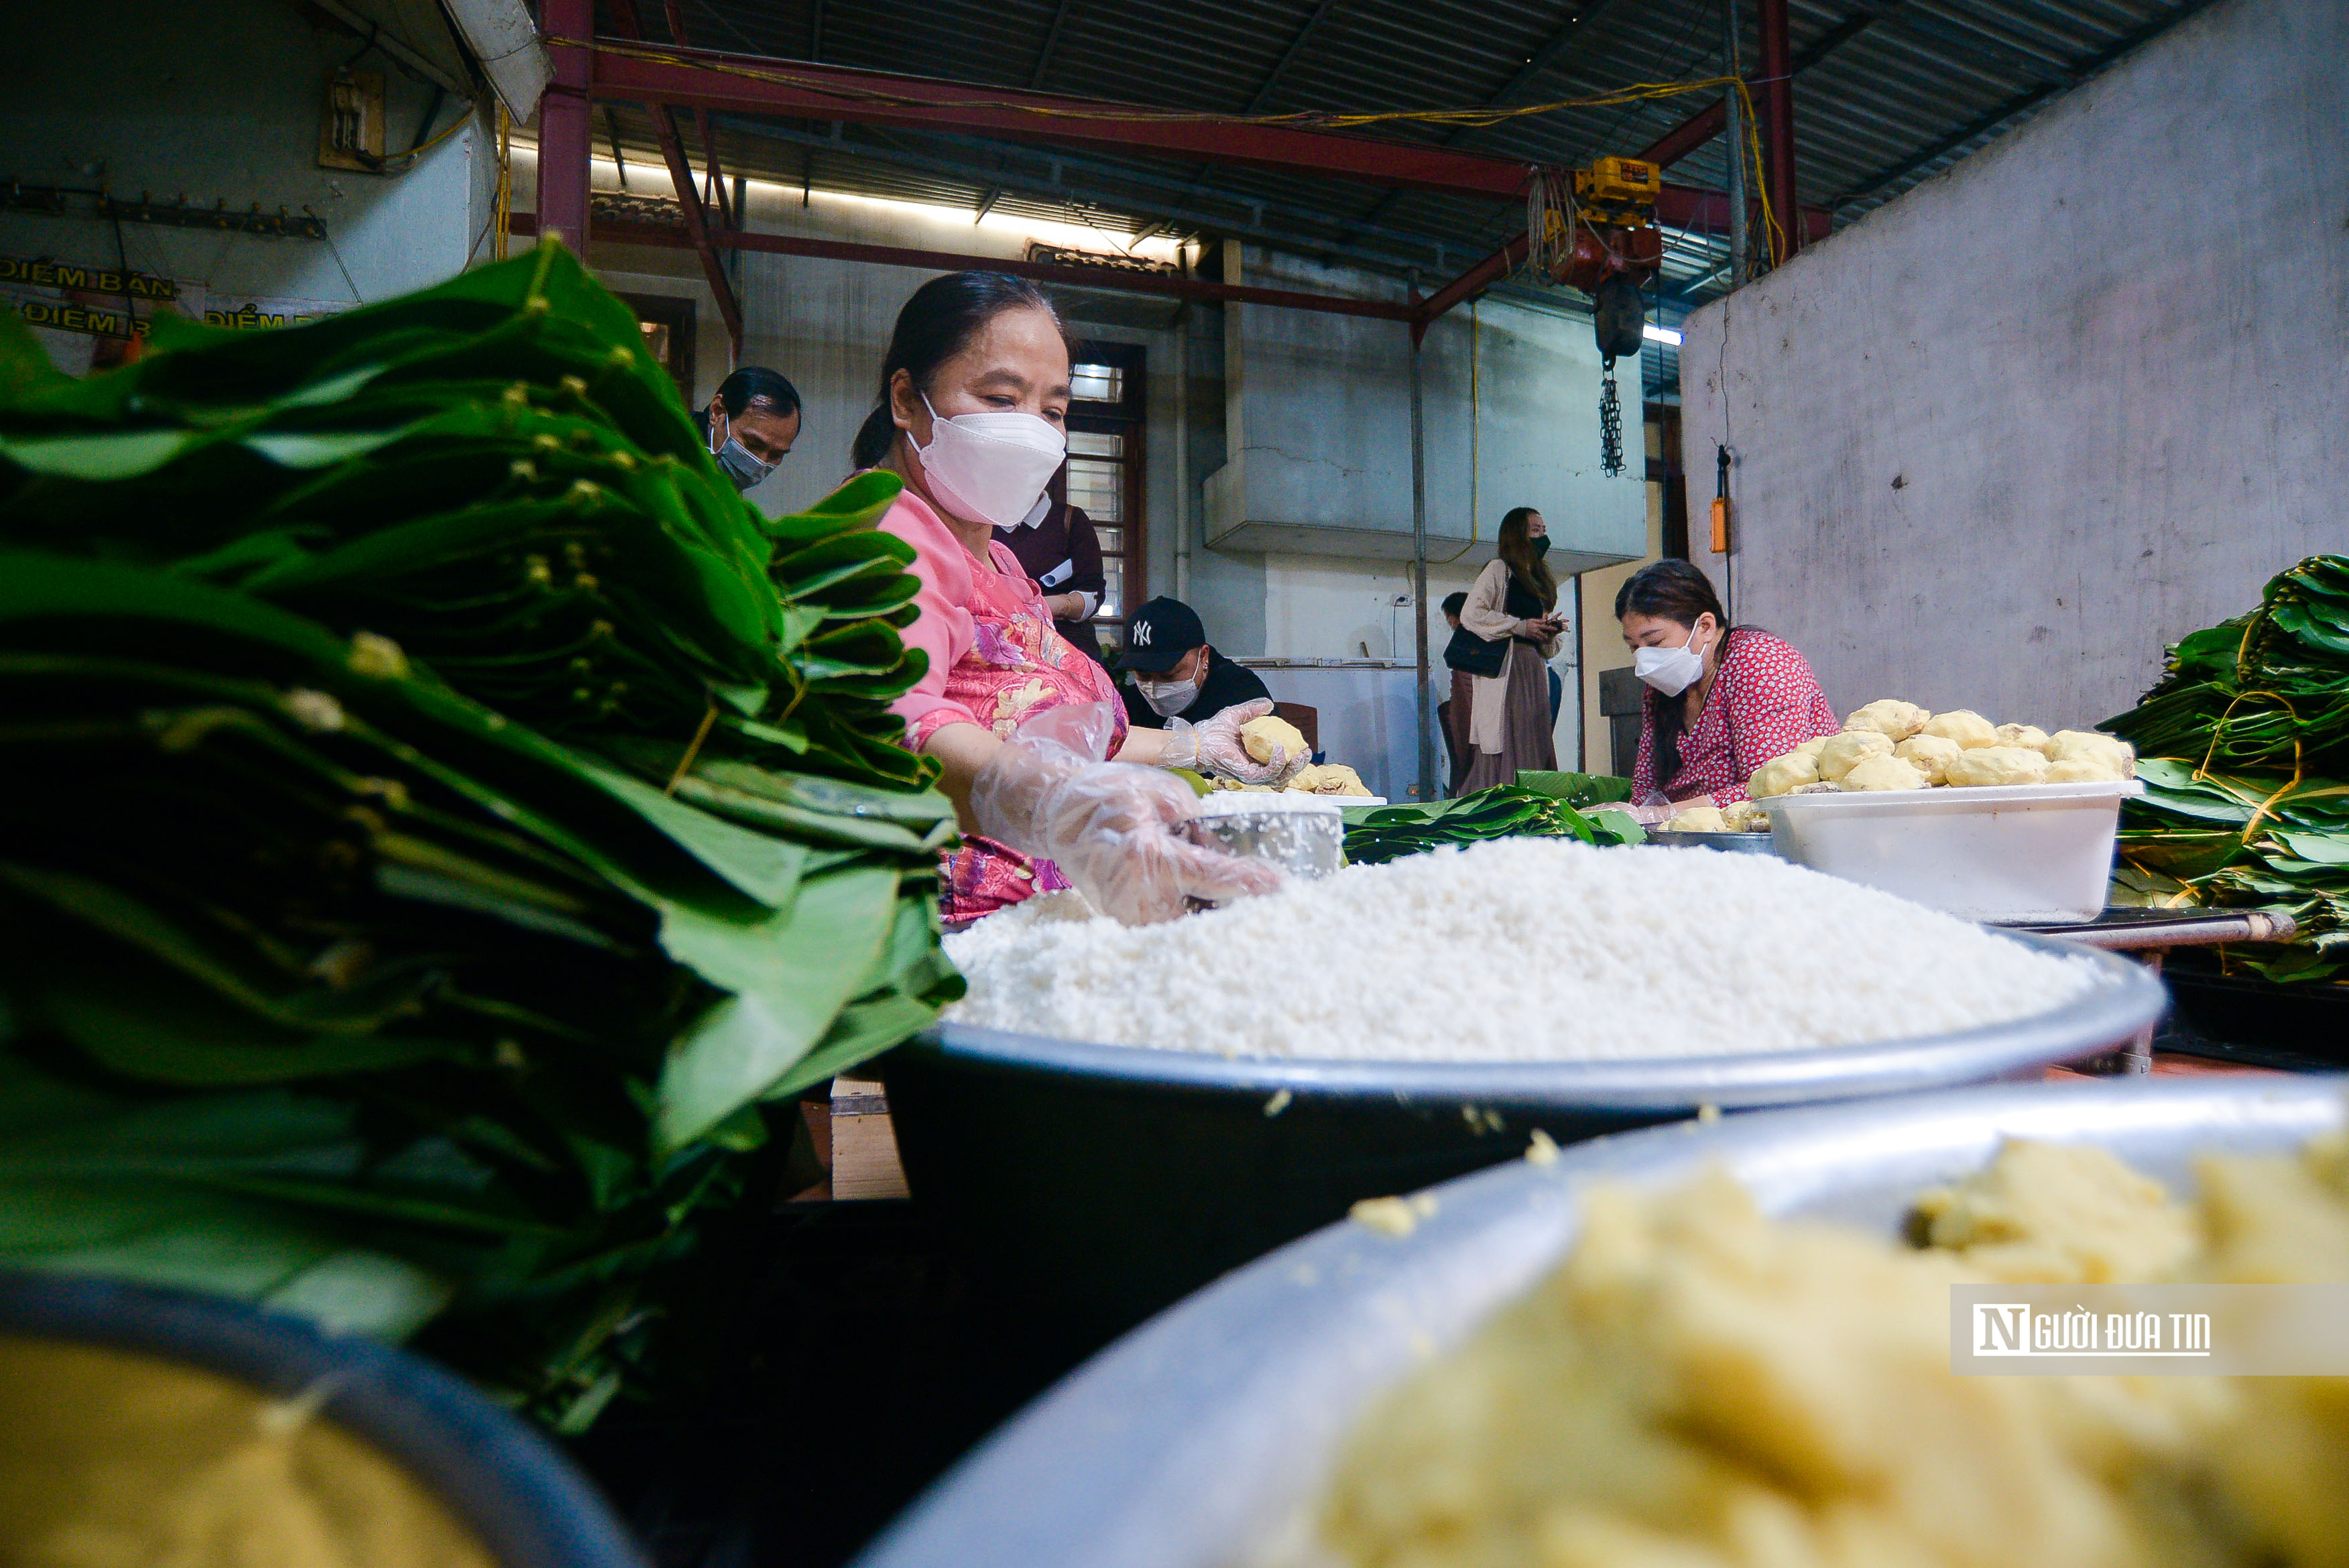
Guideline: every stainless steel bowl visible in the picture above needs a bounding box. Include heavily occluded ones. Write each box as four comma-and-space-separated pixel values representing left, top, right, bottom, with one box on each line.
879, 935, 2164, 1343
857, 1075, 2347, 1568
1646, 827, 1782, 854
1185, 800, 1347, 882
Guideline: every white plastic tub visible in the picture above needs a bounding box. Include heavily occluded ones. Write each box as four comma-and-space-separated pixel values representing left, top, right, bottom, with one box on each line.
1758, 779, 2144, 922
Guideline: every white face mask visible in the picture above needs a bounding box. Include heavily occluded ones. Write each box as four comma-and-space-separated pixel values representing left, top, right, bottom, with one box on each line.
1634, 622, 1711, 696
1135, 674, 1199, 717
912, 392, 1067, 528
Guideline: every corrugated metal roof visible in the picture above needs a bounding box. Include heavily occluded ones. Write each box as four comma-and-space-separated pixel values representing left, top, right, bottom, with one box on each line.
595, 0, 2214, 385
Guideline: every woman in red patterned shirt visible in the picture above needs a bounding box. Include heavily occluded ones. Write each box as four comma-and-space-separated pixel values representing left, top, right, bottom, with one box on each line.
1616, 560, 1837, 806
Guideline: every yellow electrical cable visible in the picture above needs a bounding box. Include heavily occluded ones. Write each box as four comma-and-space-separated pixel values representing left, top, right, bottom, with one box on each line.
408, 111, 473, 158
546, 38, 1813, 274
1730, 79, 1788, 269
555, 38, 1761, 135
557, 40, 1805, 274
495, 102, 512, 261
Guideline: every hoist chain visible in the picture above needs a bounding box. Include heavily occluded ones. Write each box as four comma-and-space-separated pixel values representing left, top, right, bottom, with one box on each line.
1598, 359, 1624, 477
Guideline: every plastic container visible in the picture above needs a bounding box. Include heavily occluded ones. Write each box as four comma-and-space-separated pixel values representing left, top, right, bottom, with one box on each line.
1760, 780, 2144, 922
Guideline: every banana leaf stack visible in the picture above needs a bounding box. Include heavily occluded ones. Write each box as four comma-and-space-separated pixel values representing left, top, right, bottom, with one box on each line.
0, 245, 959, 1428
2106, 554, 2349, 984
2108, 556, 2349, 777
1341, 784, 1642, 867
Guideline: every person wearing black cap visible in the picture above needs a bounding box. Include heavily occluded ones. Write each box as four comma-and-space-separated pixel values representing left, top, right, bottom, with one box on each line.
1116, 596, 1274, 731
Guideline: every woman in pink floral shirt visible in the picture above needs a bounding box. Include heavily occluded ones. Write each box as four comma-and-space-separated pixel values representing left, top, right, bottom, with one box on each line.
1616, 560, 1838, 805
851, 274, 1294, 924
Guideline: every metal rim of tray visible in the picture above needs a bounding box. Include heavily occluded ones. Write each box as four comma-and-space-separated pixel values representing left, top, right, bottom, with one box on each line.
1759, 778, 2147, 813
0, 1271, 648, 1568
853, 1075, 2349, 1568
916, 931, 2165, 1110
1643, 828, 1781, 853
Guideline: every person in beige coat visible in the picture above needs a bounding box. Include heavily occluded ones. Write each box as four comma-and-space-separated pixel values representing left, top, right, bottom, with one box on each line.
1456, 507, 1565, 792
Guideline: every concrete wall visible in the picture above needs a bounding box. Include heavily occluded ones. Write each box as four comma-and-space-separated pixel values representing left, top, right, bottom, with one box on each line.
528, 159, 1640, 788
1211, 248, 1648, 659
1678, 0, 2349, 731
0, 0, 493, 369
1576, 419, 1669, 772
558, 168, 1631, 681
522, 147, 1203, 605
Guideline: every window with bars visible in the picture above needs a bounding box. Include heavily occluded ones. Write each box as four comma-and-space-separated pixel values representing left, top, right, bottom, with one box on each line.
1063, 343, 1145, 651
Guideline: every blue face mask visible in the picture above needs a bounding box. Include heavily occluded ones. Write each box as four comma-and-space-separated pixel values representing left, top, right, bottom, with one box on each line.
709, 412, 779, 491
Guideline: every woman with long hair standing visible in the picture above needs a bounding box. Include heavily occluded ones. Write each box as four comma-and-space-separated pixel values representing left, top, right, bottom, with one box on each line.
1454, 506, 1566, 792
1614, 559, 1836, 805
854, 272, 1296, 926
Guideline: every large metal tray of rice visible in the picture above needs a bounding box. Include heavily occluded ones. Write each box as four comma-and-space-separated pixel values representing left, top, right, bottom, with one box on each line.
878, 840, 2164, 1342
853, 1075, 2349, 1568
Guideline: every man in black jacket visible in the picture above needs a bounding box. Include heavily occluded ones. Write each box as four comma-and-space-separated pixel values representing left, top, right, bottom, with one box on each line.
994, 490, 1109, 664
1116, 597, 1272, 730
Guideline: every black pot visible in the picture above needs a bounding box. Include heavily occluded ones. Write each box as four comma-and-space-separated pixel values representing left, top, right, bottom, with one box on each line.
880, 939, 2162, 1349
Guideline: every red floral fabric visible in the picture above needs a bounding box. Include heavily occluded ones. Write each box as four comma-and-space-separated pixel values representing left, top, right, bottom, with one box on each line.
939, 836, 1075, 928
880, 485, 1125, 751
1631, 628, 1838, 804
877, 483, 1125, 923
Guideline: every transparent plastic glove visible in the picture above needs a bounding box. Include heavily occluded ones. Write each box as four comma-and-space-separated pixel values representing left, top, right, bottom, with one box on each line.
969, 703, 1284, 925
1156, 719, 1203, 772
1193, 697, 1309, 784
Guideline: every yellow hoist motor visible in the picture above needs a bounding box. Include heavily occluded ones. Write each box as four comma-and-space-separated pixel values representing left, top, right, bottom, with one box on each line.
1573, 156, 1663, 227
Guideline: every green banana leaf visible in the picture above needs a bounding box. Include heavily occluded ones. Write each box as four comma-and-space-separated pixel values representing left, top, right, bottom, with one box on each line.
0, 243, 960, 1427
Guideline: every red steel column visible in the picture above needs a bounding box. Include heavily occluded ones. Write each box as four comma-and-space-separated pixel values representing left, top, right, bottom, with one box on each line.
537, 0, 595, 251
1757, 0, 1799, 261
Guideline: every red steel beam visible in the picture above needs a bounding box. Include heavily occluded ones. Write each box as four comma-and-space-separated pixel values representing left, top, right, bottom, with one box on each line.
1411, 3, 1873, 323
511, 210, 1421, 322
574, 41, 1536, 199
536, 0, 595, 249
1413, 233, 1528, 335
1633, 9, 1884, 176
609, 1, 743, 355
1638, 100, 1727, 169
1758, 0, 1800, 260
1410, 188, 1829, 332
658, 0, 733, 227
577, 37, 1798, 229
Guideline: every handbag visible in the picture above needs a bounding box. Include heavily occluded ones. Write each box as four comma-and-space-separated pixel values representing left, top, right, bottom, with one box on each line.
1443, 622, 1508, 678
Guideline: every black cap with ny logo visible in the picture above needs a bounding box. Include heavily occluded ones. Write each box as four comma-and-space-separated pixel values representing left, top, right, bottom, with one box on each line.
1116, 597, 1207, 673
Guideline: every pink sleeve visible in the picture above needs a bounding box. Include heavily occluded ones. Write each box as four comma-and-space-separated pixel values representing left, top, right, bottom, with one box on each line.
1720, 634, 1835, 802
878, 493, 982, 746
